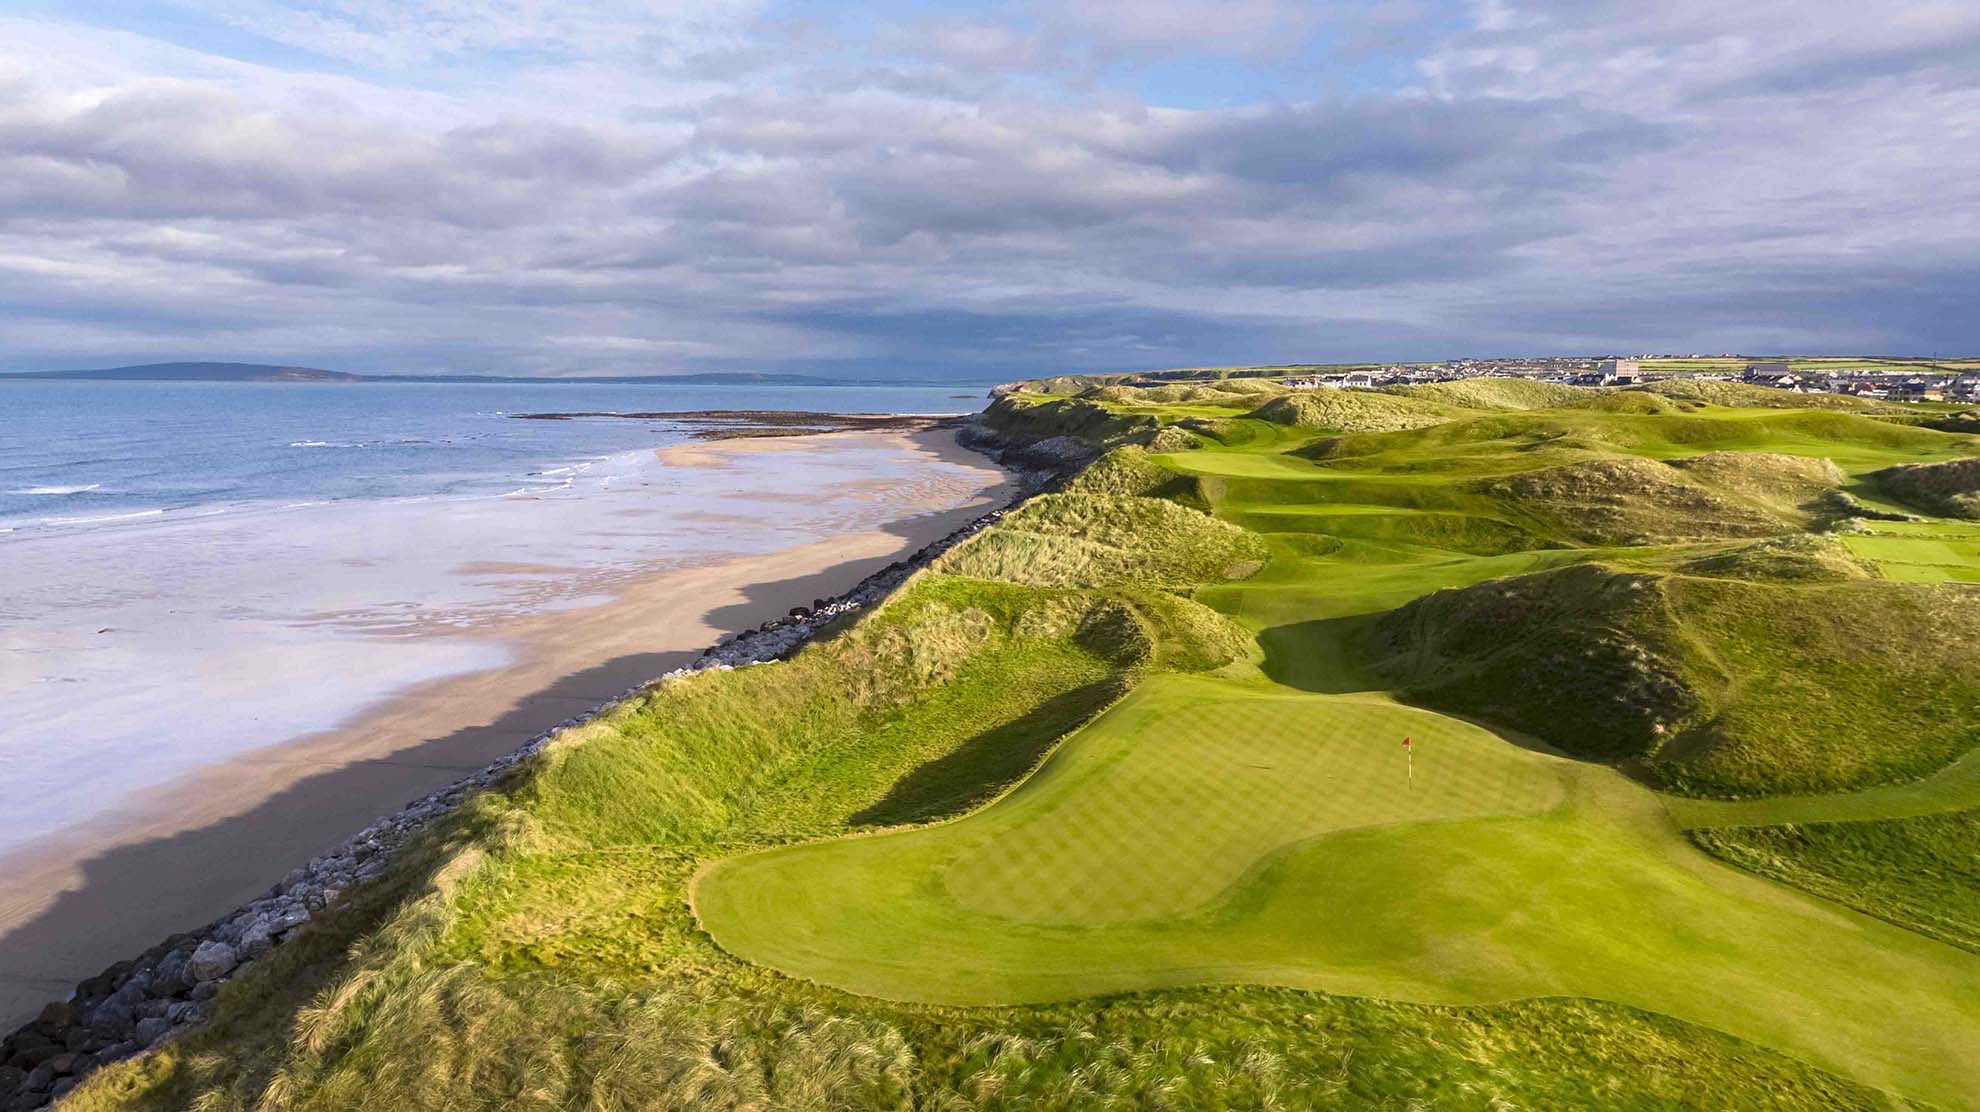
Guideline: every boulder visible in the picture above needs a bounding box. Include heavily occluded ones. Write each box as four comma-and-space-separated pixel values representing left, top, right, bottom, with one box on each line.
151, 948, 192, 996
238, 924, 274, 961
84, 996, 135, 1039
187, 940, 237, 982
6, 1035, 61, 1070
133, 1017, 171, 1046
33, 1002, 71, 1028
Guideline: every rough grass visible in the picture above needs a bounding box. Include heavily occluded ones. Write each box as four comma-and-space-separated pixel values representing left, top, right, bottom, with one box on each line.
1364, 565, 1980, 796
1690, 810, 1980, 952
1872, 457, 1980, 519
1632, 379, 1888, 412
65, 574, 1899, 1112
1480, 457, 1789, 544
1248, 390, 1460, 432
936, 493, 1267, 590
1387, 377, 1592, 410
1668, 450, 1845, 515
1675, 535, 1874, 582
64, 378, 1980, 1112
1059, 446, 1185, 498
980, 395, 1155, 446
1087, 380, 1289, 406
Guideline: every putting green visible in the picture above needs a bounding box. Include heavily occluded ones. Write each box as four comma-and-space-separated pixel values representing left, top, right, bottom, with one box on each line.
694, 401, 1980, 1108
695, 674, 1980, 1107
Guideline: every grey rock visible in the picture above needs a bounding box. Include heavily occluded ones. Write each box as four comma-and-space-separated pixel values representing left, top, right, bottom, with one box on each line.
85, 997, 134, 1038
165, 1001, 207, 1026
151, 949, 192, 996
23, 1063, 52, 1091
187, 940, 237, 982
136, 999, 171, 1020
133, 1017, 171, 1046
189, 981, 221, 1003
238, 924, 274, 960
270, 904, 310, 932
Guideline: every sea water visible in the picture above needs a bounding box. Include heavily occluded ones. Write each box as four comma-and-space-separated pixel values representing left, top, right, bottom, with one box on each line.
0, 380, 995, 853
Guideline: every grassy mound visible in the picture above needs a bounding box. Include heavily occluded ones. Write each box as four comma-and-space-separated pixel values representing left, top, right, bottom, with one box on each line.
1633, 379, 1886, 412
981, 395, 1156, 446
1388, 377, 1591, 410
1060, 446, 1177, 497
1480, 458, 1785, 544
1675, 535, 1874, 582
1916, 408, 1980, 435
1668, 450, 1845, 514
1141, 424, 1203, 452
936, 493, 1267, 590
1565, 391, 1683, 414
1248, 390, 1459, 432
1364, 565, 1980, 795
1089, 380, 1290, 406
1690, 809, 1980, 952
66, 375, 1980, 1112
694, 667, 1980, 1107
1364, 564, 1701, 764
1872, 457, 1980, 519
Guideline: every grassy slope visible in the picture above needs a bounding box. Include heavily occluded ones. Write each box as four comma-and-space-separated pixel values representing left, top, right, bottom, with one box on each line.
1363, 566, 1980, 796
1689, 810, 1980, 952
74, 383, 1980, 1111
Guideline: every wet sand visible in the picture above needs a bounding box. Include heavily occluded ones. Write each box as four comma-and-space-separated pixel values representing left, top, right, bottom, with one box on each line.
0, 427, 1009, 1027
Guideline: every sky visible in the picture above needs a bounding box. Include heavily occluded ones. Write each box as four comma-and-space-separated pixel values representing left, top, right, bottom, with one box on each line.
1, 0, 1977, 379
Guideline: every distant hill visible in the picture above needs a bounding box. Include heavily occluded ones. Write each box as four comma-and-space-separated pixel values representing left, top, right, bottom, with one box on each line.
10, 362, 364, 382
2, 363, 861, 386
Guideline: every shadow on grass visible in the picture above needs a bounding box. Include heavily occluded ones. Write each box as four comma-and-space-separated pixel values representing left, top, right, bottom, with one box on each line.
852, 677, 1127, 827
1257, 615, 1379, 694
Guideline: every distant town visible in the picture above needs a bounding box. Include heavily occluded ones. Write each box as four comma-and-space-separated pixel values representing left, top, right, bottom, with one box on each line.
1250, 356, 1980, 403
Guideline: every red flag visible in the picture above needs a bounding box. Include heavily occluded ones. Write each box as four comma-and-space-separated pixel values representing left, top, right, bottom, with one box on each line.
1402, 736, 1412, 748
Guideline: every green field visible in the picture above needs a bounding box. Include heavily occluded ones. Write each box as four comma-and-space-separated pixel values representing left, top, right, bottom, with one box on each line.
698, 385, 1980, 1107
73, 376, 1980, 1111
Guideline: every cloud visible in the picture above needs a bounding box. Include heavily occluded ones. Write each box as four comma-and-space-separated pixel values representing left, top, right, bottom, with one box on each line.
0, 1, 1976, 376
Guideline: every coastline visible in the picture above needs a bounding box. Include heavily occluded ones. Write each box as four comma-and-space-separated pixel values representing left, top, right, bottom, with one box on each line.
0, 425, 1012, 1031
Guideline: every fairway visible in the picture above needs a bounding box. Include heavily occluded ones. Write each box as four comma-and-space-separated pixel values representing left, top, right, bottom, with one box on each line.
695, 389, 1980, 1109
695, 675, 1980, 1107
69, 378, 1980, 1112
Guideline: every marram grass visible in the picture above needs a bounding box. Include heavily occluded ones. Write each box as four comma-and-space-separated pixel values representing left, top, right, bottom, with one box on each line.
70, 374, 1980, 1111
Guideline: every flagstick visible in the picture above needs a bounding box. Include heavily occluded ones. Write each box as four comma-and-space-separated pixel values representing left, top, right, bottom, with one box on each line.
1407, 747, 1413, 790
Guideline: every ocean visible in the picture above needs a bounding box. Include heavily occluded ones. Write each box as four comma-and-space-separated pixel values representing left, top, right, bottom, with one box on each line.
0, 380, 995, 854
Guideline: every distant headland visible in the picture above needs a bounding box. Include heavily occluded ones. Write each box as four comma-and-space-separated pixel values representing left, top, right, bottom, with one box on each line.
2, 361, 852, 386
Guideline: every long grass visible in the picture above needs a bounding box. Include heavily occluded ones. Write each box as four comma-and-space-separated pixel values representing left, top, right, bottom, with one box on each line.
66, 378, 1980, 1111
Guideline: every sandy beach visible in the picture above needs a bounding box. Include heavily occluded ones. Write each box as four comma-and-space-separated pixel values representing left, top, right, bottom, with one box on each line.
0, 426, 1010, 1028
